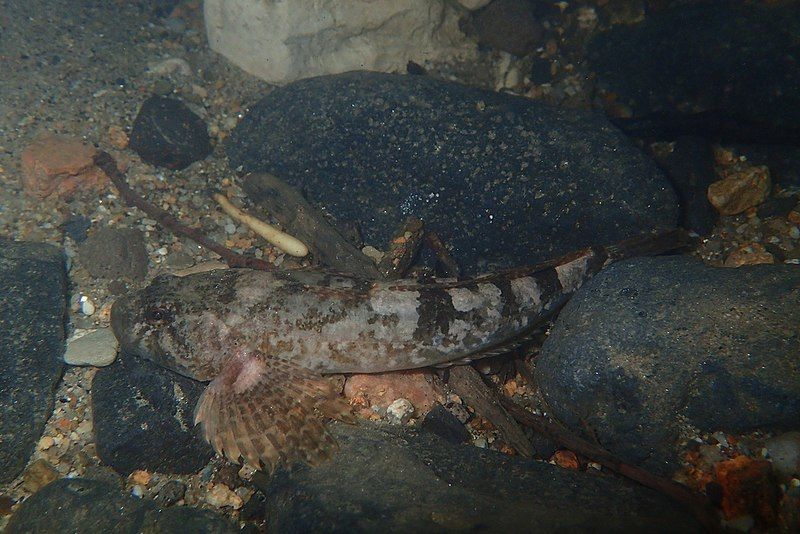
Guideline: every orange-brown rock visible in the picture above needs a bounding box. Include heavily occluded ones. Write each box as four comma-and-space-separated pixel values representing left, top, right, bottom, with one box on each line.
714, 455, 779, 525
723, 243, 775, 268
20, 135, 106, 199
708, 165, 771, 215
551, 449, 580, 470
344, 369, 443, 414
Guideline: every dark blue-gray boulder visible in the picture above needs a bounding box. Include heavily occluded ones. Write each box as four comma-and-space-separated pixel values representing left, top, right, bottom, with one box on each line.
0, 240, 66, 484
537, 257, 800, 475
227, 71, 678, 275
591, 3, 800, 147
5, 478, 237, 534
253, 422, 701, 532
92, 351, 213, 475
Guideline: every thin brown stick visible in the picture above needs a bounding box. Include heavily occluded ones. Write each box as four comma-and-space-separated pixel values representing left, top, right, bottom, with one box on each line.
499, 397, 720, 532
377, 217, 425, 280
447, 365, 533, 457
94, 151, 274, 271
425, 231, 460, 278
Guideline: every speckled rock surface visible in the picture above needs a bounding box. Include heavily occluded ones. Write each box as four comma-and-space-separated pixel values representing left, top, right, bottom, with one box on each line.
0, 240, 66, 484
253, 422, 701, 532
92, 351, 213, 475
5, 478, 237, 534
78, 227, 149, 281
228, 71, 678, 275
537, 257, 800, 475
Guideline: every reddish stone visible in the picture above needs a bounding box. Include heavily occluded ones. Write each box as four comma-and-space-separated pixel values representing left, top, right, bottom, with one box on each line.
20, 135, 106, 199
707, 164, 771, 216
551, 449, 580, 470
724, 242, 775, 268
714, 455, 779, 526
344, 370, 443, 414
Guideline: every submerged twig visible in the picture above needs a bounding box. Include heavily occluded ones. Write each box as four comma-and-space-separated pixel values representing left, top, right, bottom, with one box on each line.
446, 365, 534, 457
242, 173, 381, 278
499, 397, 720, 532
212, 192, 309, 258
377, 217, 425, 280
94, 151, 274, 271
425, 231, 460, 278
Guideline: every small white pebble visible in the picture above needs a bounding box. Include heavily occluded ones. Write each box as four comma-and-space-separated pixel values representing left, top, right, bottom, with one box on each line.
156, 246, 169, 256
473, 437, 488, 449
386, 398, 415, 425
132, 485, 144, 498
80, 297, 95, 316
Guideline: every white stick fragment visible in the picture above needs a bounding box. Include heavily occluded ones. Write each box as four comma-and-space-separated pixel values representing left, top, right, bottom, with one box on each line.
213, 193, 309, 257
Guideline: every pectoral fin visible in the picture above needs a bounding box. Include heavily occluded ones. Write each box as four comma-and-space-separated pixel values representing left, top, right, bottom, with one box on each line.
194, 350, 353, 472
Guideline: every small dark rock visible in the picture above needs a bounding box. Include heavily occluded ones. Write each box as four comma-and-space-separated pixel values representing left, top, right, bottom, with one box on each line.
92, 351, 213, 475
254, 422, 700, 532
107, 279, 129, 296
82, 465, 124, 489
155, 480, 187, 507
537, 256, 800, 475
651, 136, 718, 235
421, 404, 470, 444
406, 61, 427, 76
757, 195, 799, 220
129, 95, 211, 169
0, 240, 66, 484
238, 490, 267, 522
60, 215, 92, 243
5, 478, 237, 534
462, 0, 544, 57
79, 227, 149, 281
530, 57, 552, 84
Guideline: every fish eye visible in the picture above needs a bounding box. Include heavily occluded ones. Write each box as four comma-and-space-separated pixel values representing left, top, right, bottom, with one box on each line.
144, 306, 173, 324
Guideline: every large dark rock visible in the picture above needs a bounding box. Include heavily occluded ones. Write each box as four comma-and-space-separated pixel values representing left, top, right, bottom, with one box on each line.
129, 95, 212, 169
537, 257, 800, 475
651, 136, 718, 235
5, 478, 237, 533
0, 240, 66, 484
590, 3, 800, 146
92, 351, 213, 475
253, 422, 701, 532
228, 71, 678, 275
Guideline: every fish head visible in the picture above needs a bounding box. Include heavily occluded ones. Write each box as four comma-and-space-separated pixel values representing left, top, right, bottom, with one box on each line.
111, 269, 239, 380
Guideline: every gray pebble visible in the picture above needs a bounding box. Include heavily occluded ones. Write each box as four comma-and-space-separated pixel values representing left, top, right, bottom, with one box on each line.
766, 431, 800, 480
64, 328, 119, 367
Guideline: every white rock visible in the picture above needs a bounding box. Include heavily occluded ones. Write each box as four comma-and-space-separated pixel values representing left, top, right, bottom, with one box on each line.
80, 296, 95, 316
204, 0, 475, 85
64, 327, 119, 367
766, 431, 800, 479
386, 398, 415, 425
147, 57, 193, 77
457, 0, 491, 10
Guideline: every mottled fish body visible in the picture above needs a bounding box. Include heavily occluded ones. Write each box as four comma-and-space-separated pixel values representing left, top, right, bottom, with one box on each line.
111, 230, 687, 471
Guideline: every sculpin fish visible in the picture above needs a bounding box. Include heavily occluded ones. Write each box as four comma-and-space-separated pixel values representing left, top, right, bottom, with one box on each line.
111, 230, 688, 471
